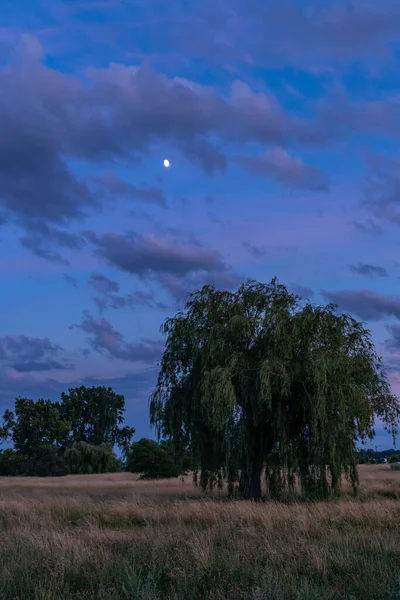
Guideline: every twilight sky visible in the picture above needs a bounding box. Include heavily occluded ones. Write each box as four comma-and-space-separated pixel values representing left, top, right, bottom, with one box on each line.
1, 0, 400, 448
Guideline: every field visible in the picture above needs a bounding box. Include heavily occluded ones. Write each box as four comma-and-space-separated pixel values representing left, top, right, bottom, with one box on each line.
0, 465, 399, 600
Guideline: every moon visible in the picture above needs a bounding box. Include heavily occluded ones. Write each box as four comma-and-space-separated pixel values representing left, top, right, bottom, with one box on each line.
163, 159, 170, 168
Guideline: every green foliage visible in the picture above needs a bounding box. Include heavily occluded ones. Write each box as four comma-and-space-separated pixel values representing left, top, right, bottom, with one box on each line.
59, 386, 135, 449
150, 278, 400, 500
19, 444, 68, 477
127, 438, 180, 479
0, 449, 19, 476
0, 398, 70, 455
389, 454, 400, 463
0, 386, 133, 477
64, 441, 122, 474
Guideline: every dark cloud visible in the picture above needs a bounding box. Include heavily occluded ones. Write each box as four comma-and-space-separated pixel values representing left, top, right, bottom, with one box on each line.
349, 263, 388, 278
88, 273, 120, 294
386, 324, 400, 351
243, 242, 297, 260
88, 273, 168, 313
71, 311, 164, 363
20, 224, 84, 265
353, 218, 383, 236
289, 284, 315, 299
108, 292, 168, 311
173, 0, 400, 67
234, 149, 329, 190
321, 289, 400, 321
157, 270, 242, 303
243, 242, 268, 258
63, 273, 79, 288
0, 335, 74, 373
94, 291, 168, 313
83, 230, 229, 277
363, 154, 400, 225
91, 171, 167, 207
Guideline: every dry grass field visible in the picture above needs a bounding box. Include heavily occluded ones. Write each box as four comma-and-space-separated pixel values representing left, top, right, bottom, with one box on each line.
0, 465, 399, 600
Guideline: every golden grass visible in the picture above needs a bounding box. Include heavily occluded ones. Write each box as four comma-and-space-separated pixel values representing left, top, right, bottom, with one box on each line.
0, 465, 399, 599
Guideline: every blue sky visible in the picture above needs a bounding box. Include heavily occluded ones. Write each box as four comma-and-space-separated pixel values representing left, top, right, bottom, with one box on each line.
1, 0, 400, 449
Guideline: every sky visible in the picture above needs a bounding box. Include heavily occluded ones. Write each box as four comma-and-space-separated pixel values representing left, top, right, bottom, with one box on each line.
1, 0, 400, 449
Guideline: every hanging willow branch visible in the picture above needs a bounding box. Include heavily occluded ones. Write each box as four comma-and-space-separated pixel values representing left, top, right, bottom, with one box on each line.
150, 278, 400, 500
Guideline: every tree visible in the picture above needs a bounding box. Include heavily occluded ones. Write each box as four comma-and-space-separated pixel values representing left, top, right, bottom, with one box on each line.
19, 444, 67, 477
126, 438, 179, 479
150, 278, 400, 500
389, 454, 400, 463
59, 386, 135, 449
0, 449, 20, 476
64, 441, 121, 474
0, 398, 70, 456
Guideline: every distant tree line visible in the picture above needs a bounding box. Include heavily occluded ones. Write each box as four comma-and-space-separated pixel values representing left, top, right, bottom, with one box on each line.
356, 448, 400, 464
0, 386, 189, 478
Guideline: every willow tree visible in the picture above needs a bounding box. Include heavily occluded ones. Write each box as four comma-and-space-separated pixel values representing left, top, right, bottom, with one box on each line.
150, 279, 399, 500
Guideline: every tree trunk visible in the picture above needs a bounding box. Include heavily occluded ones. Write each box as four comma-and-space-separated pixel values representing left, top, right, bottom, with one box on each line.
239, 458, 263, 500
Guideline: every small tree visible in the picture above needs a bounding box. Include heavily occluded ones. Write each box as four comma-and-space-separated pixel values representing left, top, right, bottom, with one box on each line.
126, 438, 179, 479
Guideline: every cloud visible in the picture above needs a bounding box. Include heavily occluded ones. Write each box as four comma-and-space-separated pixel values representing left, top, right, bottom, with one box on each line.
88, 273, 120, 294
71, 312, 164, 363
243, 242, 268, 258
174, 1, 400, 68
234, 149, 329, 190
20, 224, 84, 265
91, 172, 167, 207
94, 291, 168, 313
0, 335, 74, 373
320, 289, 400, 321
353, 218, 383, 236
386, 324, 400, 351
363, 154, 400, 225
289, 284, 315, 299
88, 273, 168, 313
157, 270, 242, 303
242, 241, 297, 260
349, 263, 388, 278
83, 230, 229, 277
108, 292, 168, 311
63, 273, 79, 288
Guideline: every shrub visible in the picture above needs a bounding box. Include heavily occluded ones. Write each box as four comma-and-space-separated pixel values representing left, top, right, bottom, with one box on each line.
64, 441, 121, 475
126, 438, 179, 479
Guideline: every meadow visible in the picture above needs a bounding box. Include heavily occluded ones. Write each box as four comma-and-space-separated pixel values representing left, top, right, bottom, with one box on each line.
0, 465, 399, 600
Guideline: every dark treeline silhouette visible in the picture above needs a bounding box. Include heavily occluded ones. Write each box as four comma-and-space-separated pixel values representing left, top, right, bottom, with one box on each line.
0, 385, 189, 478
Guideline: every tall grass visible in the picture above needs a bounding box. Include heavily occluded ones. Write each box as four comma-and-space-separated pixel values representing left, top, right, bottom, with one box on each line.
0, 465, 398, 599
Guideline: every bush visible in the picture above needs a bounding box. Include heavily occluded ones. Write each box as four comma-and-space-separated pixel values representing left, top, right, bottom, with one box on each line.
17, 444, 68, 477
389, 454, 400, 464
126, 438, 179, 479
0, 449, 20, 476
64, 441, 121, 475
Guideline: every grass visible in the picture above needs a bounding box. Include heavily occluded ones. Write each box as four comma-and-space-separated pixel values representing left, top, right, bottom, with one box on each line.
0, 465, 398, 599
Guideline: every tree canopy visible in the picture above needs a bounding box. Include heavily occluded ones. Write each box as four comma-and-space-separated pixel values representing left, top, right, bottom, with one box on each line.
126, 438, 180, 479
59, 386, 135, 449
0, 386, 135, 477
0, 398, 70, 456
150, 278, 400, 500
